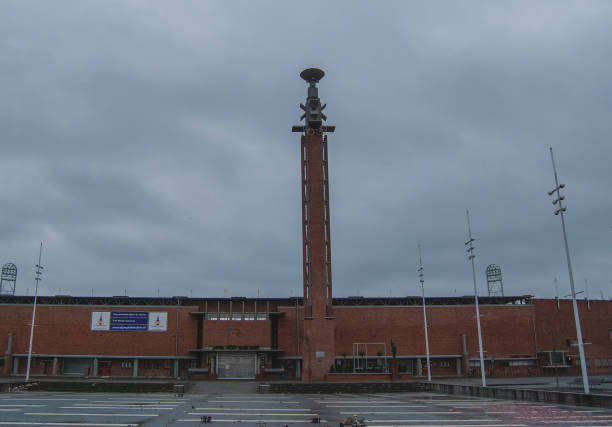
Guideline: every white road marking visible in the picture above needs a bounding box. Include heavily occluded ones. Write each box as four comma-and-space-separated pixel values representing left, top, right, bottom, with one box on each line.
0, 423, 131, 426
341, 411, 463, 415
72, 403, 178, 406
214, 396, 290, 399
366, 424, 528, 427
194, 407, 313, 411
106, 398, 186, 401
177, 419, 327, 423
91, 400, 185, 406
0, 404, 46, 407
327, 405, 428, 408
0, 408, 22, 411
60, 406, 174, 410
1, 398, 88, 401
362, 420, 527, 423
206, 400, 299, 403
26, 412, 158, 417
189, 412, 318, 416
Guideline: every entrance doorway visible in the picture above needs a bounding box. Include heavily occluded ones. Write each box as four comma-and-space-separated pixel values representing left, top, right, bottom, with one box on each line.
217, 353, 256, 379
99, 360, 112, 376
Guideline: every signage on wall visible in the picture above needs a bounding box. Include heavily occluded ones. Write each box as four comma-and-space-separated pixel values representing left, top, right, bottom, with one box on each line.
91, 311, 167, 331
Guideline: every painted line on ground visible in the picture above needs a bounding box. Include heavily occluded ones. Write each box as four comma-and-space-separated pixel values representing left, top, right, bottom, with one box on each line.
61, 406, 174, 410
366, 418, 524, 427
68, 403, 176, 409
0, 404, 46, 407
206, 400, 299, 403
316, 401, 403, 404
0, 423, 131, 426
366, 424, 528, 427
1, 398, 88, 401
25, 412, 158, 417
341, 411, 463, 415
0, 408, 22, 411
194, 407, 313, 411
177, 419, 327, 423
77, 401, 179, 404
189, 412, 318, 416
327, 405, 428, 408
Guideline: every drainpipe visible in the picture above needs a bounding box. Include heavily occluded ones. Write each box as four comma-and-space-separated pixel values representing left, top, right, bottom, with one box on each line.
462, 334, 469, 376
3, 334, 12, 376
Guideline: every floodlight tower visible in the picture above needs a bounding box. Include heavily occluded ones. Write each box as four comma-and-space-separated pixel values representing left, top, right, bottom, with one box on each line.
486, 264, 504, 297
0, 263, 17, 295
292, 68, 336, 382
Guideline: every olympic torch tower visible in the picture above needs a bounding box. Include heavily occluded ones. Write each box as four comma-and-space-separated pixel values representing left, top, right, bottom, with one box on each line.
292, 68, 336, 381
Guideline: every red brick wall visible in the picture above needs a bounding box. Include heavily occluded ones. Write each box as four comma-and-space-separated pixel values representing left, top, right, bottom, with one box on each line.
202, 320, 271, 348
332, 305, 537, 359
277, 306, 302, 356
0, 305, 198, 357
534, 299, 612, 374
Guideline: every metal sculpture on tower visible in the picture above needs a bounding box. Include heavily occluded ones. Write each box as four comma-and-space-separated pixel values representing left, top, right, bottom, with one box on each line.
293, 68, 336, 381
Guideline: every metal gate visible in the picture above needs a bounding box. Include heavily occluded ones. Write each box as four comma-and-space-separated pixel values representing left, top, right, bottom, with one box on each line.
62, 358, 92, 376
217, 353, 256, 379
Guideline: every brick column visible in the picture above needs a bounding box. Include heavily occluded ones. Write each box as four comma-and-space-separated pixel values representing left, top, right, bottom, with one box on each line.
300, 132, 335, 382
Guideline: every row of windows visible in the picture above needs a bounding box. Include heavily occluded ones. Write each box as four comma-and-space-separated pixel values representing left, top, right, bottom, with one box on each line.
576, 358, 612, 367
469, 360, 535, 367
206, 312, 268, 321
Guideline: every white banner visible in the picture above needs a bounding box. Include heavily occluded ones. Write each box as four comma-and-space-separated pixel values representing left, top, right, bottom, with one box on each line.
91, 312, 110, 331
148, 312, 168, 331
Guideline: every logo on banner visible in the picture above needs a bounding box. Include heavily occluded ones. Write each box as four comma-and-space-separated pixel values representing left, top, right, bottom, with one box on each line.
148, 312, 168, 331
91, 312, 110, 331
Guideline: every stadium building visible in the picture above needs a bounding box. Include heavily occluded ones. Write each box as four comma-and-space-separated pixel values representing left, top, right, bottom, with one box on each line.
2, 69, 610, 382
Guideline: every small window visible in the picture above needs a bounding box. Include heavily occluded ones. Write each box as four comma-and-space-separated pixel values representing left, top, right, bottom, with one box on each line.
189, 360, 197, 368
206, 313, 218, 320
257, 313, 267, 320
121, 360, 133, 369
231, 313, 243, 320
243, 313, 255, 320
609, 329, 612, 340
219, 312, 230, 320
440, 361, 451, 368
551, 351, 565, 365
595, 359, 602, 367
469, 360, 480, 367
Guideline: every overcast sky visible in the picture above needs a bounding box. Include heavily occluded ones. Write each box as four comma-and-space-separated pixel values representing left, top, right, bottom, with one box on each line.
1, 1, 611, 300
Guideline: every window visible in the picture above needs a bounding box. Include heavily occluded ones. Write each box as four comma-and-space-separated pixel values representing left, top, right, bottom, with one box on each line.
189, 360, 197, 368
219, 312, 230, 320
206, 313, 218, 320
440, 360, 451, 368
469, 360, 480, 367
595, 359, 602, 367
509, 360, 534, 366
609, 329, 612, 340
243, 313, 255, 320
121, 360, 133, 369
550, 351, 565, 365
257, 313, 267, 320
231, 313, 243, 320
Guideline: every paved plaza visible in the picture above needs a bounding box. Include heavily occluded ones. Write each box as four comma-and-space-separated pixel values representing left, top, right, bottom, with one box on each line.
1, 388, 612, 426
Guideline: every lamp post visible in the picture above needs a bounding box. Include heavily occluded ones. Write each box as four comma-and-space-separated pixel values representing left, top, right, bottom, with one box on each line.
418, 245, 431, 382
548, 147, 589, 394
25, 242, 43, 382
465, 210, 486, 387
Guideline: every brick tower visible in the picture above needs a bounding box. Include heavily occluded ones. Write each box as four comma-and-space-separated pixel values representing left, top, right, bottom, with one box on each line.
292, 68, 336, 381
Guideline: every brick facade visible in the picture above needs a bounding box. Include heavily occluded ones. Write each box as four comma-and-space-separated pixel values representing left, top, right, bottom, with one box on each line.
1, 296, 610, 380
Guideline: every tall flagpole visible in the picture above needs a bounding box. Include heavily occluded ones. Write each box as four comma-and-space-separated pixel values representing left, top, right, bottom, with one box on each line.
548, 147, 589, 394
418, 245, 431, 382
465, 211, 486, 387
25, 242, 43, 382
